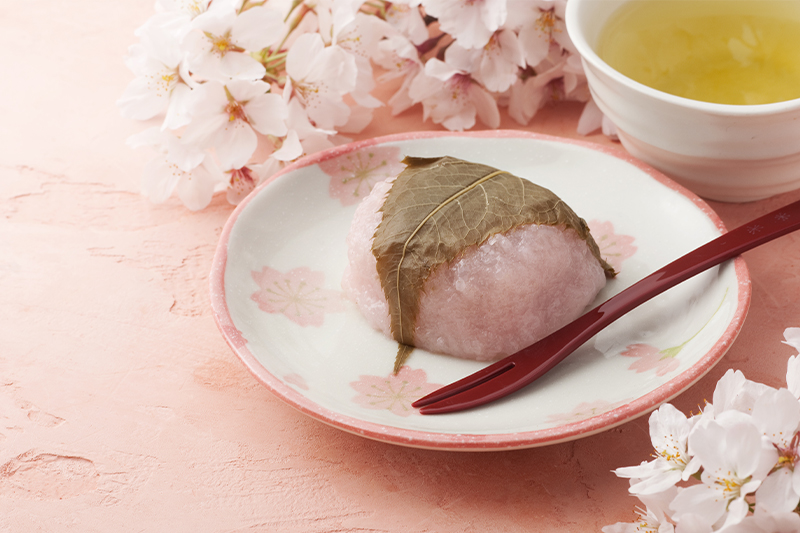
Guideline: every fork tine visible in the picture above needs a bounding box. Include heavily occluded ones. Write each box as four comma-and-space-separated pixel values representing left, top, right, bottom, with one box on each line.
412, 326, 586, 413
412, 359, 515, 408
415, 362, 524, 414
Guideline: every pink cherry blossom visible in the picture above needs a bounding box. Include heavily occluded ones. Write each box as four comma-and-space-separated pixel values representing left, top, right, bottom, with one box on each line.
621, 343, 681, 377
385, 1, 428, 45
408, 53, 500, 131
446, 30, 525, 93
225, 166, 257, 205
373, 34, 424, 115
320, 146, 405, 205
350, 366, 443, 417
507, 51, 588, 125
507, 75, 547, 125
577, 99, 619, 138
589, 219, 637, 272
250, 266, 345, 327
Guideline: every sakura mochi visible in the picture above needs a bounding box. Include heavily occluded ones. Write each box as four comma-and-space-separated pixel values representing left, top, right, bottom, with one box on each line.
341, 156, 614, 370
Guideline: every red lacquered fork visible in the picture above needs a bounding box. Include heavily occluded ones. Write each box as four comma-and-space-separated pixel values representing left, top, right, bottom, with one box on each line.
413, 198, 800, 415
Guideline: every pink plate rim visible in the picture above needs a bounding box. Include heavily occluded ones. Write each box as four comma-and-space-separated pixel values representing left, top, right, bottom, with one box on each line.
209, 129, 751, 451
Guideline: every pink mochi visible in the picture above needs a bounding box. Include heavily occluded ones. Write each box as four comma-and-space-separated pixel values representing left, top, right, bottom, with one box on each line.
341, 177, 607, 362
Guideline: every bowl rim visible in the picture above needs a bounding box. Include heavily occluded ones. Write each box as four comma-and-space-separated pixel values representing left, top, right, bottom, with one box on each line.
564, 0, 800, 117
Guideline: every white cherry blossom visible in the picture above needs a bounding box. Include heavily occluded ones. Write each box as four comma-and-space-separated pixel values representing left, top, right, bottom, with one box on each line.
784, 328, 800, 398
118, 15, 201, 131
603, 489, 677, 533
709, 369, 776, 418
127, 126, 205, 172
722, 511, 800, 533
750, 388, 800, 515
615, 404, 700, 495
118, 43, 183, 121
335, 13, 391, 109
157, 0, 211, 19
183, 0, 284, 81
138, 0, 211, 49
423, 0, 507, 49
330, 0, 367, 44
603, 507, 675, 533
285, 33, 358, 130
127, 128, 222, 210
670, 413, 778, 530
283, 98, 337, 158
182, 80, 288, 170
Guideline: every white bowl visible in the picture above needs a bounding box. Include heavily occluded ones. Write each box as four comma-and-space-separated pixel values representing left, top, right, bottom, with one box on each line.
565, 0, 800, 202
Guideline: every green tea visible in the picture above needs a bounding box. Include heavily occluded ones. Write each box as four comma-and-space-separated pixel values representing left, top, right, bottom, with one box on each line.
597, 0, 800, 105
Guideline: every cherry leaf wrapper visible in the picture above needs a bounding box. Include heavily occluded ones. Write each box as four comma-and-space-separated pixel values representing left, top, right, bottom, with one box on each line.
372, 156, 615, 371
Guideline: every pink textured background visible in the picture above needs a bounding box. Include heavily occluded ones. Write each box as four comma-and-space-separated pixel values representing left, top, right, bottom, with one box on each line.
2, 1, 800, 531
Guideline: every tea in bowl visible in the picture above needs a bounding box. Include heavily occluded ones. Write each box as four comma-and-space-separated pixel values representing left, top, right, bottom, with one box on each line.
565, 0, 800, 202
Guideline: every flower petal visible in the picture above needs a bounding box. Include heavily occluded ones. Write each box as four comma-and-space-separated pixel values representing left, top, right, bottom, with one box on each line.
469, 84, 500, 129
214, 120, 258, 169
245, 93, 289, 136
141, 156, 182, 203
232, 6, 283, 50
577, 99, 604, 135
219, 52, 267, 80
756, 468, 800, 515
177, 161, 220, 210
271, 130, 302, 161
286, 33, 325, 80
162, 83, 195, 130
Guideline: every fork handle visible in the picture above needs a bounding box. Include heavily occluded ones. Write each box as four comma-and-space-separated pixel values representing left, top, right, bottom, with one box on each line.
518, 198, 800, 384
416, 198, 800, 413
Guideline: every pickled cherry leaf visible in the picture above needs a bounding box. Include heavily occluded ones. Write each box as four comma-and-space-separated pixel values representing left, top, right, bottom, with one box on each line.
372, 156, 615, 371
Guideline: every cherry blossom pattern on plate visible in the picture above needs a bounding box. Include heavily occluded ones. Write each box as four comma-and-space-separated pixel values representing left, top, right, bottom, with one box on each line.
621, 289, 730, 377
251, 266, 345, 327
588, 219, 637, 273
545, 398, 632, 424
284, 373, 309, 391
321, 146, 406, 206
350, 366, 443, 417
621, 343, 682, 377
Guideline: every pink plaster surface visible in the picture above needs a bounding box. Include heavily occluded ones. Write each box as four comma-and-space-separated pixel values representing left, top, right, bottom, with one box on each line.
2, 1, 800, 531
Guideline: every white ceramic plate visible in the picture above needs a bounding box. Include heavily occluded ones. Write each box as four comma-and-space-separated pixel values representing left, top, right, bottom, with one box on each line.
210, 131, 750, 451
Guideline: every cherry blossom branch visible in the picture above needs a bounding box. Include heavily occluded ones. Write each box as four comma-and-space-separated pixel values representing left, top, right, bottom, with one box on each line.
118, 0, 608, 211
